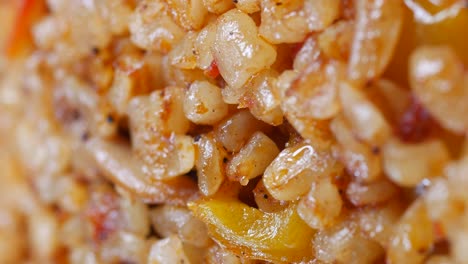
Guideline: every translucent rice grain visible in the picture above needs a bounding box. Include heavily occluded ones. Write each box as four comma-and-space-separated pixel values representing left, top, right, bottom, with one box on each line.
54, 76, 117, 138
15, 121, 71, 177
282, 60, 345, 121
239, 70, 284, 126
128, 88, 195, 179
445, 157, 468, 201
330, 116, 382, 183
33, 16, 61, 50
29, 209, 58, 260
184, 81, 228, 125
162, 55, 209, 88
263, 142, 339, 201
86, 138, 198, 205
119, 194, 150, 237
313, 217, 384, 264
422, 177, 463, 243
150, 205, 210, 247
292, 36, 321, 72
356, 200, 404, 248
0, 153, 35, 213
213, 9, 277, 91
107, 53, 155, 116
423, 178, 450, 220
276, 69, 338, 144
301, 0, 341, 32
195, 133, 227, 196
283, 113, 334, 149
221, 85, 248, 105
203, 0, 235, 14
167, 0, 208, 30
54, 176, 88, 214
169, 32, 198, 69
205, 244, 254, 264
348, 0, 403, 83
346, 179, 398, 206
215, 110, 270, 152
253, 180, 289, 213
259, 0, 340, 44
275, 70, 298, 97
107, 69, 135, 116
137, 133, 194, 179
383, 138, 450, 187
235, 0, 260, 13
129, 0, 185, 53
34, 1, 132, 62
99, 231, 149, 264
59, 216, 87, 249
387, 199, 434, 264
226, 132, 279, 185
346, 179, 398, 207
99, 1, 133, 34
318, 20, 354, 61
297, 178, 343, 229
339, 81, 391, 146
194, 23, 217, 71
69, 246, 99, 264
259, 0, 308, 44
409, 46, 468, 133
373, 79, 410, 120
167, 136, 195, 176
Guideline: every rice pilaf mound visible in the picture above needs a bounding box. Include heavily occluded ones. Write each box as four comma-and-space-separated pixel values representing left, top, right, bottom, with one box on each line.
1, 0, 468, 263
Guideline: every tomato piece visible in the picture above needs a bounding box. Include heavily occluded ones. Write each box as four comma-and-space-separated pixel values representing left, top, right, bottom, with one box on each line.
4, 0, 45, 58
188, 197, 315, 263
85, 188, 120, 243
397, 96, 436, 143
204, 60, 220, 79
433, 221, 446, 242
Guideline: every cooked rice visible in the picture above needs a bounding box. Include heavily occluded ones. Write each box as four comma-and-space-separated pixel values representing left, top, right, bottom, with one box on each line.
1, 0, 468, 263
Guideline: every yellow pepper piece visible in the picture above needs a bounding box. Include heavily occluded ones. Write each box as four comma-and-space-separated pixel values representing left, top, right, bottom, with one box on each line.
385, 2, 468, 86
188, 197, 315, 263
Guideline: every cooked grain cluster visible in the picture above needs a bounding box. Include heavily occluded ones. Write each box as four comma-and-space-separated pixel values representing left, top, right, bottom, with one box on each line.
1, 0, 468, 263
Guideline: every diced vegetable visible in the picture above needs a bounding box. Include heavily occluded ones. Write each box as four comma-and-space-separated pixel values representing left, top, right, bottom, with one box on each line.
188, 198, 315, 262
4, 0, 45, 58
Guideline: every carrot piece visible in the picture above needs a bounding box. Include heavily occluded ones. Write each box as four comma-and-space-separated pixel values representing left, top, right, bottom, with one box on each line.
4, 0, 45, 58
